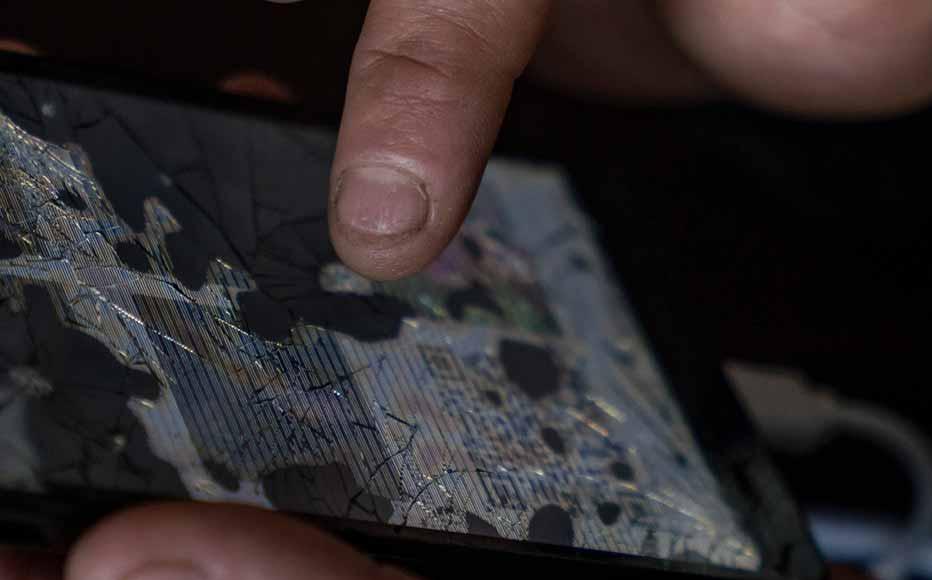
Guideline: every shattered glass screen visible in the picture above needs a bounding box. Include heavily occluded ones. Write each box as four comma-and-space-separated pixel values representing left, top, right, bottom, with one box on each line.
0, 75, 759, 570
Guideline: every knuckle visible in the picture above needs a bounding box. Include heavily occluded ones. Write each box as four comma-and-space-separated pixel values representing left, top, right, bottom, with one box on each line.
355, 1, 517, 86
356, 45, 461, 85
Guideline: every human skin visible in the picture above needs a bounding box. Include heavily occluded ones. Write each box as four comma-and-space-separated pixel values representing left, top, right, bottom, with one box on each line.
328, 0, 932, 281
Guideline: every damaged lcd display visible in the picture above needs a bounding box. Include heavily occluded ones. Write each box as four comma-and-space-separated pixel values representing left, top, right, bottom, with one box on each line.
0, 74, 760, 571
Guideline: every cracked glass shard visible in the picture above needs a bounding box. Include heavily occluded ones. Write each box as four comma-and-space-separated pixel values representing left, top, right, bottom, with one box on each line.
0, 79, 760, 570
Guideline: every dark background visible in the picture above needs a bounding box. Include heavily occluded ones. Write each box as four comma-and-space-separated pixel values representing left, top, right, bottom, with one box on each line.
3, 0, 929, 524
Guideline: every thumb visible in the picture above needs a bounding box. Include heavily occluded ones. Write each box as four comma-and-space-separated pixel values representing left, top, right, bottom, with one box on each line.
329, 0, 551, 280
65, 503, 414, 580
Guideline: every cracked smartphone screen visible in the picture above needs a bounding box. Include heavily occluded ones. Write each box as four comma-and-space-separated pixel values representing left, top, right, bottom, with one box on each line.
0, 75, 759, 570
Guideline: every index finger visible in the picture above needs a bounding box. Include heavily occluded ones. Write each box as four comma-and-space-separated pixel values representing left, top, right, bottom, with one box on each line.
329, 0, 551, 280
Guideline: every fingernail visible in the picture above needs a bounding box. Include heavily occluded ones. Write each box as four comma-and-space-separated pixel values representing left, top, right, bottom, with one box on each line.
334, 166, 429, 241
122, 562, 205, 580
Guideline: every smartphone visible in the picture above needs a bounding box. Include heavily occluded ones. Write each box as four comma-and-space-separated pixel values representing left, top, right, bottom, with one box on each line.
0, 54, 822, 579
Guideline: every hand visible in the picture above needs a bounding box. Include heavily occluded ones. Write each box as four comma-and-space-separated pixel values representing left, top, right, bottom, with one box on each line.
1, 503, 415, 580
328, 0, 932, 280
